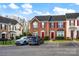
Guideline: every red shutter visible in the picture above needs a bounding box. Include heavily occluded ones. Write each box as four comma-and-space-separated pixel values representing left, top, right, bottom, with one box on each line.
77, 20, 79, 26
78, 20, 79, 26
63, 22, 65, 28
74, 20, 75, 26
40, 22, 42, 28
77, 20, 78, 26
54, 22, 55, 28
57, 22, 58, 28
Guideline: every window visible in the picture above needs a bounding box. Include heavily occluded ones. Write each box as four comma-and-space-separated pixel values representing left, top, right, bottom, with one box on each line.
69, 20, 75, 26
11, 25, 12, 31
33, 22, 38, 28
0, 24, 2, 29
2, 24, 4, 28
50, 22, 54, 28
42, 22, 45, 28
57, 31, 64, 37
15, 26, 17, 30
9, 25, 11, 30
58, 21, 63, 28
12, 25, 14, 30
4, 25, 7, 30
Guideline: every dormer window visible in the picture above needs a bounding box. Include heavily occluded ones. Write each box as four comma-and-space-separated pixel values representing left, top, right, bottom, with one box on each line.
33, 21, 38, 28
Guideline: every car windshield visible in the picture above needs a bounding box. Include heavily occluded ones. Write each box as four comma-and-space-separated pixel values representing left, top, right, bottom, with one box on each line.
28, 36, 37, 41
16, 37, 27, 41
20, 37, 27, 39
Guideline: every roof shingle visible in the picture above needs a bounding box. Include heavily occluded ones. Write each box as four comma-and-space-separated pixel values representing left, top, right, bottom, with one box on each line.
66, 13, 79, 19
35, 16, 51, 21
49, 15, 66, 21
0, 16, 18, 25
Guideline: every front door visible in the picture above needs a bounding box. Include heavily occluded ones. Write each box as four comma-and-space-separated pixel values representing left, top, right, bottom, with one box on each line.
77, 31, 79, 38
41, 32, 44, 38
51, 32, 54, 39
2, 34, 5, 38
71, 30, 74, 39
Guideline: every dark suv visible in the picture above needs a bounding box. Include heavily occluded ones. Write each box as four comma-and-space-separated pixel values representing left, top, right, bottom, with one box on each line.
28, 36, 44, 45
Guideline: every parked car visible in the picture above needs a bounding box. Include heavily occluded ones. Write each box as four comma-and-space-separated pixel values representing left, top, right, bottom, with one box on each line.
28, 36, 44, 45
15, 36, 29, 45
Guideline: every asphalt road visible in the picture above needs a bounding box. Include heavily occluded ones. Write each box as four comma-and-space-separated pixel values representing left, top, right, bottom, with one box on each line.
0, 42, 79, 56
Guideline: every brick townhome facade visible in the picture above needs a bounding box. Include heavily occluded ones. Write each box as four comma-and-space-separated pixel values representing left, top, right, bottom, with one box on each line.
29, 13, 79, 40
29, 15, 66, 40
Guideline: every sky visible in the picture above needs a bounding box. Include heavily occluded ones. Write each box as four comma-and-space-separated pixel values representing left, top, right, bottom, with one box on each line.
0, 3, 79, 21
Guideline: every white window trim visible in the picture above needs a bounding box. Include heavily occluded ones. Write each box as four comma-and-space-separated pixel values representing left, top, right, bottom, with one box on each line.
40, 30, 45, 37
58, 21, 63, 28
57, 31, 64, 37
33, 21, 38, 28
42, 22, 45, 28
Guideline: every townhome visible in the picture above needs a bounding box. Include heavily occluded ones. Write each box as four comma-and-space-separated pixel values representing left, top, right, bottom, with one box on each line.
49, 15, 66, 40
66, 13, 79, 39
29, 16, 50, 38
29, 15, 66, 40
0, 16, 18, 39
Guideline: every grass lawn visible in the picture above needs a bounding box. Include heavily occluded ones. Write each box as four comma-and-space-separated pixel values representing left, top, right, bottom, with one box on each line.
0, 40, 15, 45
44, 39, 79, 43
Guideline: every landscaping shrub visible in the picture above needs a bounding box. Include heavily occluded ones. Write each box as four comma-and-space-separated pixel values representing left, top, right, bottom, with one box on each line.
44, 36, 49, 41
66, 37, 72, 40
56, 36, 64, 40
16, 36, 20, 39
76, 37, 79, 39
26, 32, 32, 36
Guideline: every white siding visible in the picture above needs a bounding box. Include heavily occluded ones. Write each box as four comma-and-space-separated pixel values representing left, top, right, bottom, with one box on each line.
66, 19, 79, 39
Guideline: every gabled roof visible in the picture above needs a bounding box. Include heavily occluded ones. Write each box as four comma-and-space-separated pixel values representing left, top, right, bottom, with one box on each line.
0, 16, 18, 25
49, 15, 66, 21
35, 16, 51, 21
66, 13, 79, 19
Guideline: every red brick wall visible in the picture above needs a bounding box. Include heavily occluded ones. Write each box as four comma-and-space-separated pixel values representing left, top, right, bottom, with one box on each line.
50, 21, 66, 39
29, 19, 66, 39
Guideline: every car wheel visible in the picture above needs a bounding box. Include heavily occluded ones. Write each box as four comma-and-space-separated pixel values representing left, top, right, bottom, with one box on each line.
23, 41, 27, 45
37, 42, 40, 45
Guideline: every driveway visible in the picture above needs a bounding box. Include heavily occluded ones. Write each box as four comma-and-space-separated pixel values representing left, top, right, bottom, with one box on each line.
0, 42, 79, 56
